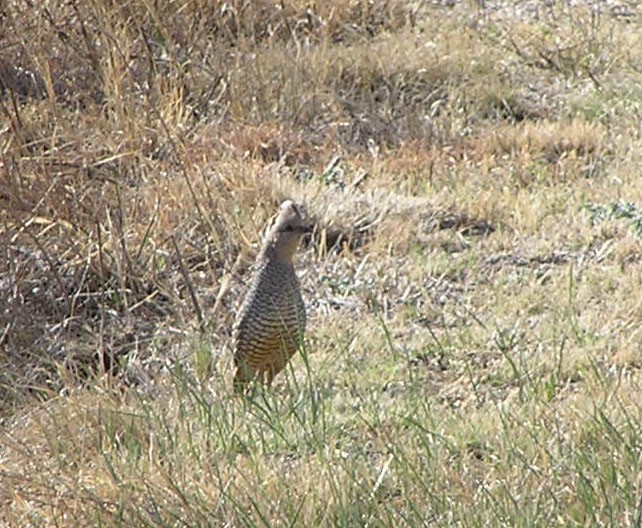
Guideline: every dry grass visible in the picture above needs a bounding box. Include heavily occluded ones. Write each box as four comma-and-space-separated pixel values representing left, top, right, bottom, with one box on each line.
2, 0, 642, 526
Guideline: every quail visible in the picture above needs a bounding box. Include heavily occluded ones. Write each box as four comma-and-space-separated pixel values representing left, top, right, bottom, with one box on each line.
232, 200, 311, 392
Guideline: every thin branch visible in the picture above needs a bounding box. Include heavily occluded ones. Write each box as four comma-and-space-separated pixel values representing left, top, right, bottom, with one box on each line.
171, 234, 205, 333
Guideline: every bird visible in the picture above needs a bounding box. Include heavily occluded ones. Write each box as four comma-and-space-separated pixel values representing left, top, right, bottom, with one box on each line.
232, 200, 311, 393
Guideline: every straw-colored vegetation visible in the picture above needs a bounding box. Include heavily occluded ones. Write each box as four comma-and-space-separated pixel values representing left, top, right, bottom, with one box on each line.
2, 0, 642, 525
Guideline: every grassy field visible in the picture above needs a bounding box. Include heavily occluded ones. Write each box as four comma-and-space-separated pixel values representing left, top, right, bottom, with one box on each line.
2, 0, 642, 525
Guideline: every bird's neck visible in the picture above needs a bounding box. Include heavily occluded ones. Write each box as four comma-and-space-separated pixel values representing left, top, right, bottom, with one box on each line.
260, 234, 300, 263
260, 242, 296, 264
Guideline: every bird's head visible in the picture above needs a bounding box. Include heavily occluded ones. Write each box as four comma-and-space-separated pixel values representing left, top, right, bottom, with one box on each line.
261, 200, 311, 262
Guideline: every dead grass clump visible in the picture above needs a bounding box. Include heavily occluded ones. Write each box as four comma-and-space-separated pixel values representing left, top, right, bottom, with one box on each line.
321, 28, 494, 149
203, 0, 414, 45
156, 0, 414, 48
0, 0, 415, 113
294, 173, 497, 260
472, 83, 550, 123
0, 59, 47, 100
202, 122, 335, 168
221, 20, 502, 150
477, 118, 607, 164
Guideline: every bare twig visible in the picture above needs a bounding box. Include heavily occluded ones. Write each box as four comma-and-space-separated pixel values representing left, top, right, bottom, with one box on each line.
171, 234, 205, 333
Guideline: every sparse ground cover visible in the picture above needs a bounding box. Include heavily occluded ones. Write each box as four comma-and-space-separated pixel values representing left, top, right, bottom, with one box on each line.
2, 0, 642, 525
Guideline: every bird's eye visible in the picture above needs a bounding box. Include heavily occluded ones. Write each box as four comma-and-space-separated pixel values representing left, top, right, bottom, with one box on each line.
283, 225, 294, 232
